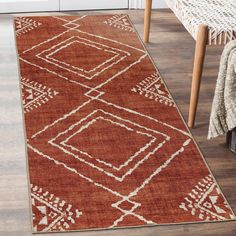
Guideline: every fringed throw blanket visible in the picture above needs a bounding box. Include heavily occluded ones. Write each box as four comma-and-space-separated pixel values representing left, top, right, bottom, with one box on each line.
208, 40, 236, 139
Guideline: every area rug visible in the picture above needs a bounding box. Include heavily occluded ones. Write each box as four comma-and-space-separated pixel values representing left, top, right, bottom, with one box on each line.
14, 15, 235, 233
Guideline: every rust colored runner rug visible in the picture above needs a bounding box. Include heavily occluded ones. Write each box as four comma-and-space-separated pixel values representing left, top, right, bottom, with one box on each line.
15, 15, 235, 233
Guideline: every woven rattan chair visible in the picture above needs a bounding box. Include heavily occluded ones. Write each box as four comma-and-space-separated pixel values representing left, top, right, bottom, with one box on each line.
144, 0, 236, 128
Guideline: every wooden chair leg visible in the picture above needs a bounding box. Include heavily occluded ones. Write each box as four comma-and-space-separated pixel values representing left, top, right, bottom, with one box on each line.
188, 25, 208, 128
144, 0, 152, 43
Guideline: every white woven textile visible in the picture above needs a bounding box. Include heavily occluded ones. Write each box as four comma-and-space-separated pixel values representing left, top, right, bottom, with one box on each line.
166, 0, 236, 45
208, 40, 236, 139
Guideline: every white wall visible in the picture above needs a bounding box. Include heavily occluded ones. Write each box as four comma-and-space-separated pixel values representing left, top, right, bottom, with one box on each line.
0, 0, 129, 13
151, 0, 168, 9
130, 0, 168, 9
60, 0, 128, 11
0, 0, 168, 13
0, 0, 60, 13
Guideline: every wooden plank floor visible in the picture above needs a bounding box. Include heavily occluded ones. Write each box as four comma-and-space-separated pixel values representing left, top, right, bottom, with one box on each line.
0, 9, 235, 236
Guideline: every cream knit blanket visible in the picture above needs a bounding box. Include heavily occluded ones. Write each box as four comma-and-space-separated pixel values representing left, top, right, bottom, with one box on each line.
208, 40, 236, 139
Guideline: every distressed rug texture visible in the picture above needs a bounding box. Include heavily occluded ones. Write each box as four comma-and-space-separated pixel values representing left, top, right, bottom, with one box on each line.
15, 15, 235, 233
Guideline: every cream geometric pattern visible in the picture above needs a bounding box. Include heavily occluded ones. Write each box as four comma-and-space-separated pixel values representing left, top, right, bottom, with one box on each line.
31, 184, 82, 232
15, 17, 42, 37
132, 72, 175, 107
37, 36, 130, 80
48, 109, 169, 181
20, 19, 146, 90
28, 136, 192, 228
104, 15, 135, 32
21, 77, 58, 113
28, 90, 192, 227
179, 175, 235, 221
166, 0, 236, 45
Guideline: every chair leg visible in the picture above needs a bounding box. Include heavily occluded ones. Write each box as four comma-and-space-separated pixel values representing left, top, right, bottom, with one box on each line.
188, 25, 208, 128
144, 0, 152, 43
